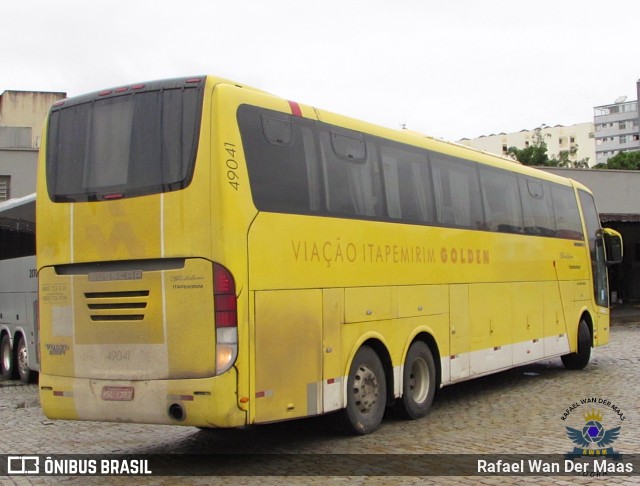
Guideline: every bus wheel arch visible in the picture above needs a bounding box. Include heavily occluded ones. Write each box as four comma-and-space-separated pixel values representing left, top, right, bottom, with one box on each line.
580, 311, 594, 344
342, 340, 392, 435
561, 313, 592, 370
397, 333, 439, 420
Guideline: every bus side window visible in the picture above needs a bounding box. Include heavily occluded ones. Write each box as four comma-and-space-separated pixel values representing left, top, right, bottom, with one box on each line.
551, 185, 584, 240
262, 115, 293, 145
0, 225, 35, 260
431, 154, 484, 230
519, 178, 556, 237
479, 167, 523, 234
238, 105, 320, 214
381, 143, 435, 224
319, 128, 382, 218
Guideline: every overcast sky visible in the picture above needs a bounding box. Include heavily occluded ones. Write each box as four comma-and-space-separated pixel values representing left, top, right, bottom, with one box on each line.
2, 0, 639, 141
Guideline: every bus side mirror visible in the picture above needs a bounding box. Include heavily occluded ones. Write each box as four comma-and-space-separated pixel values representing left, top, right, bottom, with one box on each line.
603, 228, 623, 265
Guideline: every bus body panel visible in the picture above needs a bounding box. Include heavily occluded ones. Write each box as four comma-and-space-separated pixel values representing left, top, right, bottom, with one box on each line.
246, 213, 591, 290
39, 371, 246, 427
253, 289, 323, 423
38, 258, 216, 382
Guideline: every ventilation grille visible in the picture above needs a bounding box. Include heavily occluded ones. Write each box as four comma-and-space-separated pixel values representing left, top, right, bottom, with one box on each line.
85, 290, 149, 322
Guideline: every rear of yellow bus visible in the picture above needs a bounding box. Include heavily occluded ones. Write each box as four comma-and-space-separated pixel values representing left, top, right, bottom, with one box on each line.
37, 76, 248, 427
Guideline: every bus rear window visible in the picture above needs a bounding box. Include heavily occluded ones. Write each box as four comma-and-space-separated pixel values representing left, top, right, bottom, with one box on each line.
46, 81, 204, 202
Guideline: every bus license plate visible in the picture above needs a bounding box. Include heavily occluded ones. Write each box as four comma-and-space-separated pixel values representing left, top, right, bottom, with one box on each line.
102, 386, 134, 401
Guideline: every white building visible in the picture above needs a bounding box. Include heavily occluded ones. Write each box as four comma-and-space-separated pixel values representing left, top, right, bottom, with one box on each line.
457, 122, 596, 166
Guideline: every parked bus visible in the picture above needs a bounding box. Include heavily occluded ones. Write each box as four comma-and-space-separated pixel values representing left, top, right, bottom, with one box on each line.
0, 193, 38, 384
37, 76, 622, 434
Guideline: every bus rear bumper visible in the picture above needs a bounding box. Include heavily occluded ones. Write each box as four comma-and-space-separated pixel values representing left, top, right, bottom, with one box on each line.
39, 370, 246, 428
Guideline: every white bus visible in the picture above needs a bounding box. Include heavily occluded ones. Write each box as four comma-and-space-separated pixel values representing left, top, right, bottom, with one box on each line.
0, 193, 38, 383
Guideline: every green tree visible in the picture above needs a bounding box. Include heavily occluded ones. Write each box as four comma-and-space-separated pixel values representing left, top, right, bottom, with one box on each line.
603, 150, 640, 170
507, 127, 590, 168
507, 128, 551, 166
549, 145, 590, 168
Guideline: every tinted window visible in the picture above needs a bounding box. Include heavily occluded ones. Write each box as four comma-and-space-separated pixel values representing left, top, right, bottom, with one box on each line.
262, 115, 293, 145
381, 143, 435, 223
519, 178, 556, 237
238, 104, 586, 242
579, 190, 608, 307
330, 131, 366, 161
238, 106, 320, 213
551, 185, 583, 240
320, 128, 382, 218
479, 168, 523, 233
47, 82, 203, 202
431, 154, 484, 229
0, 200, 35, 260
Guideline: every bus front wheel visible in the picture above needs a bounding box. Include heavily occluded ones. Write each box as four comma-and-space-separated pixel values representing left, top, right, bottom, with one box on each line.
343, 345, 387, 435
397, 341, 436, 420
1, 334, 16, 380
561, 320, 591, 370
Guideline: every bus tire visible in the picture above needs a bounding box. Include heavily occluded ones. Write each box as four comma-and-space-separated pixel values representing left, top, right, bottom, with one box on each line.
1, 334, 17, 380
16, 335, 36, 384
342, 345, 387, 435
397, 341, 436, 420
561, 320, 591, 370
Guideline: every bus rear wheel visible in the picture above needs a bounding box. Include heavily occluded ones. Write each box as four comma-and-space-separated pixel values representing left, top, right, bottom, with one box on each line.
16, 335, 35, 384
561, 320, 591, 370
397, 341, 436, 420
342, 345, 387, 435
1, 334, 17, 380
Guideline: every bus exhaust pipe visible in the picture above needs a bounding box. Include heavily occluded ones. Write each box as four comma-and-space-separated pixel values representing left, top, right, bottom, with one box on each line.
168, 403, 186, 422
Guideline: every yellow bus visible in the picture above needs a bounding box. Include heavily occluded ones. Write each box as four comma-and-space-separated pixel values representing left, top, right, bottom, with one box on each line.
37, 76, 623, 434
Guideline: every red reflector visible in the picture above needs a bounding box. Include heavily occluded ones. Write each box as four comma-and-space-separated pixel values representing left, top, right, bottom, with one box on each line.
288, 100, 302, 117
103, 193, 123, 200
53, 100, 65, 107
215, 294, 236, 311
214, 264, 237, 328
170, 394, 194, 401
186, 78, 202, 84
115, 86, 129, 93
99, 90, 113, 96
131, 84, 145, 90
215, 311, 236, 327
214, 265, 234, 294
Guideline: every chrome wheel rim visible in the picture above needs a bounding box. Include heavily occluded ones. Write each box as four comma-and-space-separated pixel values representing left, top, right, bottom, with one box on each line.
1, 339, 11, 372
17, 341, 28, 377
408, 357, 429, 404
352, 364, 379, 414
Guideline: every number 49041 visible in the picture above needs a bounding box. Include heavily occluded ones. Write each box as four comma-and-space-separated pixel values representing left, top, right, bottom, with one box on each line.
225, 142, 239, 191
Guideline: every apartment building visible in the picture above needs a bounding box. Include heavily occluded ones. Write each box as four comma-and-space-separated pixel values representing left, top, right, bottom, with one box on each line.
0, 90, 65, 200
457, 122, 596, 166
593, 96, 640, 166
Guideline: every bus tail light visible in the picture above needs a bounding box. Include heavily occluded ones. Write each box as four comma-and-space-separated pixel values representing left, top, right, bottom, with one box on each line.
214, 264, 237, 375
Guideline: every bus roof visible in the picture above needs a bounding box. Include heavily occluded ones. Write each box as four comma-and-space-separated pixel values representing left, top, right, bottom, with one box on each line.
0, 193, 36, 231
